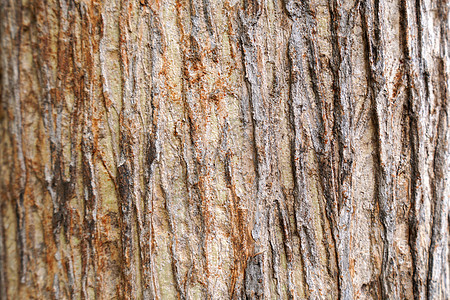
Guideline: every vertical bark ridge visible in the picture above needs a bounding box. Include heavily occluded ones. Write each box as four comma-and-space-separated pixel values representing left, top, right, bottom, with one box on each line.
426, 1, 449, 298
117, 0, 150, 297
360, 0, 386, 298
239, 2, 271, 298
2, 0, 28, 288
362, 0, 402, 297
328, 1, 363, 298
286, 1, 330, 297
403, 0, 423, 295
177, 0, 220, 297
404, 0, 433, 298
137, 8, 159, 299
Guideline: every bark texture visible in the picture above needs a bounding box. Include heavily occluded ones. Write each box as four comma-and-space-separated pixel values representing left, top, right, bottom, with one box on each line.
0, 0, 449, 299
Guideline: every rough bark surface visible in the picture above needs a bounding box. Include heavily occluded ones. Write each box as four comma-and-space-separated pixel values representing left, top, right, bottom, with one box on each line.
0, 0, 448, 299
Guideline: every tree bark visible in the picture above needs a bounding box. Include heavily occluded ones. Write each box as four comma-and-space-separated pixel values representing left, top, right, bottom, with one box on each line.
0, 0, 448, 299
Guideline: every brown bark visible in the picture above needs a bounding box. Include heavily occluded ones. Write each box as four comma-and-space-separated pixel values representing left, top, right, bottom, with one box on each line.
0, 0, 448, 299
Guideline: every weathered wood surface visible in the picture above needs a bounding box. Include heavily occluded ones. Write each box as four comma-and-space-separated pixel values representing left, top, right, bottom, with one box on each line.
0, 0, 448, 299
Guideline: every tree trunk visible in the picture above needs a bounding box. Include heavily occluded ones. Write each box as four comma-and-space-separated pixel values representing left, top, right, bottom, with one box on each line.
0, 0, 448, 299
